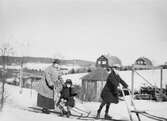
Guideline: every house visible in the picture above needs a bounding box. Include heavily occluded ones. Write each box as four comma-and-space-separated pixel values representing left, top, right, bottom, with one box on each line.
81, 55, 122, 102
135, 57, 153, 66
96, 55, 122, 68
81, 67, 109, 101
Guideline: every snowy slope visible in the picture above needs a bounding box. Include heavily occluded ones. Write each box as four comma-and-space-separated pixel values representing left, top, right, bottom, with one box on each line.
0, 84, 167, 121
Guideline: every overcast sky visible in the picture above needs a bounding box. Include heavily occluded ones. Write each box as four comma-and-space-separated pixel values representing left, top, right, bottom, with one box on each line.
0, 0, 167, 65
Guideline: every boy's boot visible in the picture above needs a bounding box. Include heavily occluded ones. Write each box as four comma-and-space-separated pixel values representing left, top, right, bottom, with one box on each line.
66, 106, 71, 118
66, 111, 71, 118
60, 109, 67, 116
58, 105, 67, 116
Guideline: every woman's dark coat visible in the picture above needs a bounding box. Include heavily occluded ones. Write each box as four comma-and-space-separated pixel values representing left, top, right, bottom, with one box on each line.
101, 70, 128, 104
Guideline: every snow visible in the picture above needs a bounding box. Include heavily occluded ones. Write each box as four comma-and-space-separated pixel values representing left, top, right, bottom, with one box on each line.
61, 64, 82, 70
6, 78, 15, 83
0, 84, 167, 121
6, 65, 21, 70
23, 63, 50, 70
1, 69, 167, 121
62, 73, 88, 86
2, 62, 82, 72
118, 69, 167, 90
23, 63, 82, 71
63, 69, 167, 89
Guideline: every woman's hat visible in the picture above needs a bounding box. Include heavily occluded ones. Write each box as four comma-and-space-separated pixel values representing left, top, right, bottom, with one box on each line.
52, 59, 61, 64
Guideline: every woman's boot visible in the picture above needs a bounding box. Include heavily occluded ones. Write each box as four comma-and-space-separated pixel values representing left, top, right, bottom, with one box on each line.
96, 102, 105, 119
42, 108, 50, 114
104, 103, 111, 119
95, 111, 100, 119
104, 114, 112, 120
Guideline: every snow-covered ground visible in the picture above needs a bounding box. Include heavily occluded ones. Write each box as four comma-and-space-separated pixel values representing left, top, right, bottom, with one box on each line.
23, 63, 82, 71
23, 63, 50, 70
0, 84, 167, 121
1, 62, 83, 72
1, 68, 167, 121
118, 69, 167, 90
62, 73, 88, 86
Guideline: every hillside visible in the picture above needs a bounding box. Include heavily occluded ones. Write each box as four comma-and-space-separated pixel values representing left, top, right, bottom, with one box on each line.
0, 56, 95, 67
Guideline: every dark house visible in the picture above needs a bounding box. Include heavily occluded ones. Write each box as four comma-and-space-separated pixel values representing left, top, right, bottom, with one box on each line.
96, 55, 108, 68
96, 55, 122, 68
81, 67, 109, 101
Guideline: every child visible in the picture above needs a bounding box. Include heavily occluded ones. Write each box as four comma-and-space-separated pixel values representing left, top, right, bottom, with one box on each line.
96, 67, 128, 119
56, 79, 77, 117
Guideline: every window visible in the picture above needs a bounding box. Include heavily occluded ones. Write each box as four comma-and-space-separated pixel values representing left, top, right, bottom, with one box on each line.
98, 61, 101, 64
102, 61, 106, 64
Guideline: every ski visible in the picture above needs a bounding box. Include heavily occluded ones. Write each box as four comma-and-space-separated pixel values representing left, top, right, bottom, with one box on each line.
132, 111, 167, 121
26, 107, 128, 121
72, 107, 91, 117
140, 113, 166, 121
143, 112, 167, 121
28, 106, 90, 119
74, 106, 91, 114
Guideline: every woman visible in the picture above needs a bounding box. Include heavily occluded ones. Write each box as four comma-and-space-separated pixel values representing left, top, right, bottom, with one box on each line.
96, 67, 128, 119
33, 59, 63, 114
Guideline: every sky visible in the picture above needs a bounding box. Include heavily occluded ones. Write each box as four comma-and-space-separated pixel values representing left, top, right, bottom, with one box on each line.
0, 0, 167, 65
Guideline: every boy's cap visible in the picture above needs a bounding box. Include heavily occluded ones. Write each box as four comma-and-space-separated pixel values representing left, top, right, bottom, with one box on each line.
65, 79, 72, 85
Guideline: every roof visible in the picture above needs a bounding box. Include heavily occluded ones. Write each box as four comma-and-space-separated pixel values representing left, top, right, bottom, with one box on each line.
104, 55, 122, 66
81, 67, 109, 81
135, 57, 153, 66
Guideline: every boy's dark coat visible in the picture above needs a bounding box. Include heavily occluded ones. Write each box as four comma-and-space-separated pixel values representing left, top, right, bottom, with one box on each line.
101, 70, 128, 104
60, 86, 77, 107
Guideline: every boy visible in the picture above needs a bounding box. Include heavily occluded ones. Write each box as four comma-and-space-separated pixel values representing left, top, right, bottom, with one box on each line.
56, 79, 77, 117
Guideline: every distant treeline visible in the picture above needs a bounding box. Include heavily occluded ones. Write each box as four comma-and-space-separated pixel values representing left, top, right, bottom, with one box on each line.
0, 56, 95, 67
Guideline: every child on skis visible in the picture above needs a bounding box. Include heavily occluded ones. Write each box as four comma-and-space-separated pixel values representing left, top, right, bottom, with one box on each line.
56, 79, 77, 117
